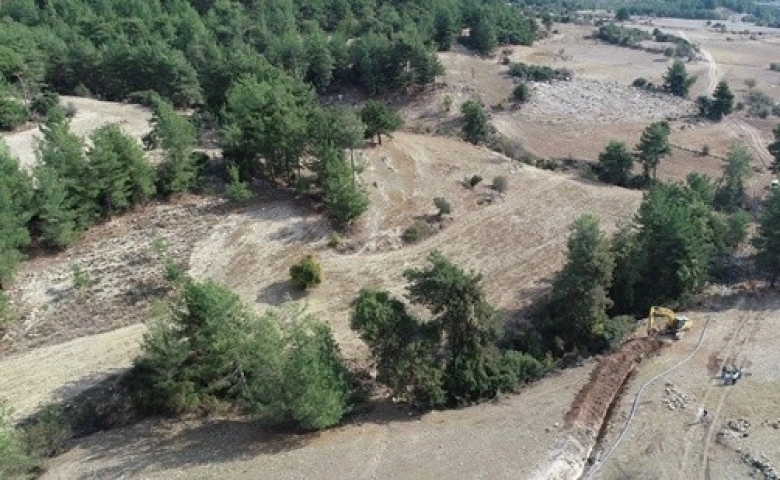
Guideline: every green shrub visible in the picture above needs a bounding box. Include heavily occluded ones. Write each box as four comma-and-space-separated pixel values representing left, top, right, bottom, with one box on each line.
512, 82, 532, 103
0, 403, 38, 478
402, 221, 434, 243
327, 232, 342, 248
164, 259, 186, 284
72, 265, 91, 289
632, 77, 648, 88
289, 255, 323, 289
30, 91, 60, 118
0, 97, 28, 131
433, 197, 452, 216
22, 404, 72, 458
225, 163, 253, 202
508, 62, 571, 82
0, 292, 12, 328
491, 176, 509, 194
770, 62, 780, 72
468, 175, 483, 188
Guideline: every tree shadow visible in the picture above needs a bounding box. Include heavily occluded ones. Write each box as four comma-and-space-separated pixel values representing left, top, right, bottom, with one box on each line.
70, 417, 312, 480
256, 280, 306, 306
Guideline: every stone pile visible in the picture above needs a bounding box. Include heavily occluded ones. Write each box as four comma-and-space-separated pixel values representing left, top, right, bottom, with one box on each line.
663, 382, 693, 411
742, 452, 778, 479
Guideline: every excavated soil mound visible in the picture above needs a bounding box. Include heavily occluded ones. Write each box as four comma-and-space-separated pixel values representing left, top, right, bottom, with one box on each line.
565, 338, 664, 430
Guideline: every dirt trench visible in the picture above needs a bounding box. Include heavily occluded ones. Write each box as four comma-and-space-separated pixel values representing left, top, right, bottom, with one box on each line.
532, 338, 664, 480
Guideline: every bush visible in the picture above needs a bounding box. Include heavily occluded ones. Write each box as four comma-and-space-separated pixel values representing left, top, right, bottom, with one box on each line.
327, 232, 342, 248
0, 292, 12, 328
491, 176, 508, 194
512, 82, 532, 103
701, 144, 711, 156
770, 62, 780, 72
22, 404, 72, 458
0, 97, 28, 131
72, 265, 91, 289
402, 221, 434, 243
289, 255, 323, 289
164, 259, 186, 284
30, 91, 60, 118
508, 62, 571, 82
434, 197, 452, 216
225, 163, 253, 202
468, 175, 483, 188
632, 77, 648, 88
0, 403, 38, 478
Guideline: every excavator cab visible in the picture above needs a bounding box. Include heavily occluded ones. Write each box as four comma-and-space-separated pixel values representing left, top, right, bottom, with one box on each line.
648, 306, 693, 339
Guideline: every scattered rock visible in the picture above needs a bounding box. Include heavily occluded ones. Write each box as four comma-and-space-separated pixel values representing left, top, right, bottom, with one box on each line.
742, 452, 779, 480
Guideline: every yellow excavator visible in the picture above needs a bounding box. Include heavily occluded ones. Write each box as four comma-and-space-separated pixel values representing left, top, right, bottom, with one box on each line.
647, 306, 692, 340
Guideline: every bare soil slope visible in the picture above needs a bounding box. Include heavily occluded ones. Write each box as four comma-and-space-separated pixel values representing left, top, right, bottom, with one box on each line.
189, 133, 642, 360
0, 96, 152, 170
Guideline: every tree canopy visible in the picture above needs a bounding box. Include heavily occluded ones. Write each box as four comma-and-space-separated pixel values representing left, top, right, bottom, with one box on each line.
663, 59, 696, 98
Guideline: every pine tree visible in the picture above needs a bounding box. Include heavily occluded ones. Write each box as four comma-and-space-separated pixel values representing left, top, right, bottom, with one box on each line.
546, 215, 615, 353
0, 143, 33, 288
662, 59, 696, 98
709, 80, 735, 120
636, 121, 671, 182
36, 107, 96, 231
768, 124, 780, 174
753, 187, 780, 286
34, 166, 80, 248
461, 99, 489, 145
360, 100, 403, 145
595, 140, 634, 186
714, 142, 751, 212
148, 97, 199, 195
320, 146, 369, 227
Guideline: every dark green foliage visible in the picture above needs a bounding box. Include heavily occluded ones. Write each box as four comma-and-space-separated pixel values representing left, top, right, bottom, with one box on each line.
612, 181, 720, 313
770, 124, 780, 174
0, 143, 33, 289
222, 75, 312, 181
88, 124, 155, 217
132, 279, 350, 429
508, 62, 572, 82
281, 320, 352, 430
699, 80, 735, 120
34, 107, 96, 246
541, 215, 615, 354
320, 147, 369, 226
714, 142, 751, 212
434, 197, 452, 216
615, 7, 631, 21
465, 10, 498, 55
636, 121, 671, 182
461, 99, 489, 145
225, 163, 252, 202
753, 187, 780, 286
512, 82, 532, 103
30, 91, 60, 118
289, 255, 323, 290
0, 81, 28, 131
663, 59, 696, 98
351, 289, 444, 405
360, 100, 403, 145
632, 77, 648, 88
595, 23, 650, 47
771, 62, 780, 72
434, 7, 457, 51
149, 97, 199, 195
468, 175, 483, 188
595, 140, 634, 186
352, 252, 533, 407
